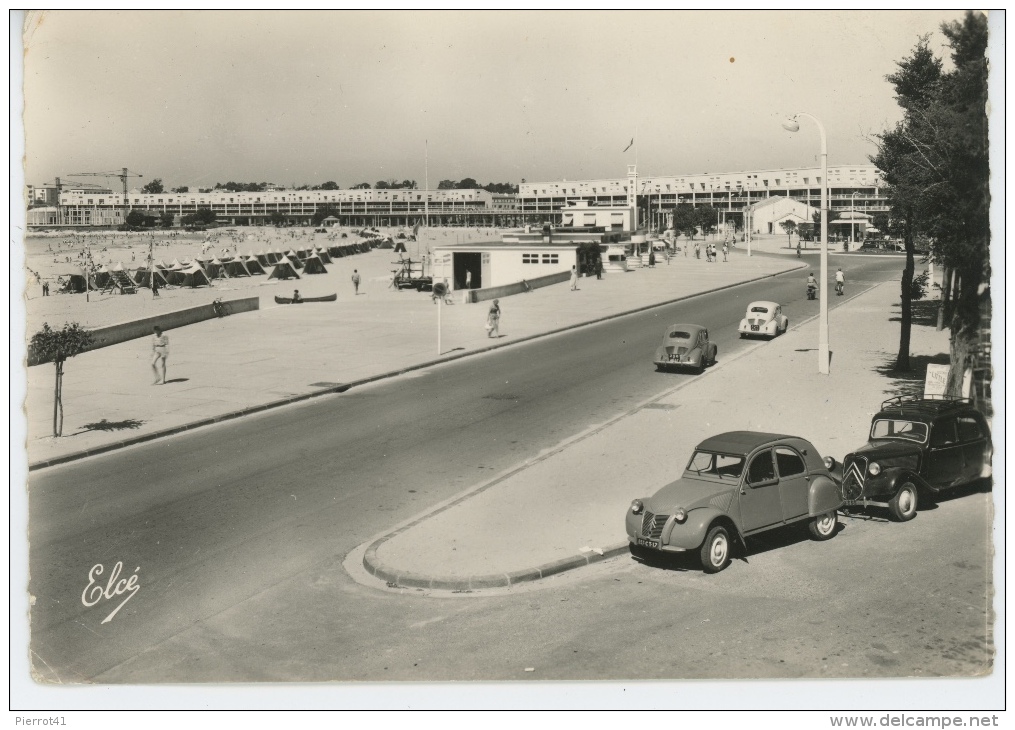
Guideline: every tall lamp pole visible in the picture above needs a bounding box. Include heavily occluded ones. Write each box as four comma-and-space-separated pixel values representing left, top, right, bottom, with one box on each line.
850, 191, 858, 248
783, 112, 829, 374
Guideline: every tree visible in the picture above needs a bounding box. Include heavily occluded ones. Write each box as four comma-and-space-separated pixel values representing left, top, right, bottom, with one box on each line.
30, 322, 94, 437
672, 204, 698, 239
870, 13, 988, 389
319, 181, 340, 190
141, 178, 164, 194
437, 180, 456, 190
457, 177, 479, 189
125, 209, 147, 227
181, 208, 215, 226
779, 219, 797, 244
351, 182, 371, 189
871, 212, 891, 238
172, 186, 189, 193
159, 210, 175, 228
694, 205, 719, 237
312, 205, 336, 225
268, 211, 287, 226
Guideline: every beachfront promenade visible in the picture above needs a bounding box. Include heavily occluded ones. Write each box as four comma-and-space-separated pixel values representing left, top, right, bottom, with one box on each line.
24, 239, 801, 467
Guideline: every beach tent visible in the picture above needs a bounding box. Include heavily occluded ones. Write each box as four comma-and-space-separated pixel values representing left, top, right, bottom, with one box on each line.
284, 253, 304, 269
256, 250, 272, 267
301, 256, 328, 275
133, 268, 169, 289
154, 260, 169, 269
268, 260, 300, 280
90, 266, 112, 290
222, 259, 251, 278
393, 239, 407, 253
57, 272, 88, 293
166, 263, 212, 287
243, 258, 266, 275
328, 245, 344, 258
168, 258, 185, 270
204, 258, 228, 279
268, 249, 282, 264
314, 247, 333, 264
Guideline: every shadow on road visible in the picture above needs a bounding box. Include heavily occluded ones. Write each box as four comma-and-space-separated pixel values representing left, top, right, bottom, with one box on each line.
874, 352, 950, 400
889, 299, 941, 328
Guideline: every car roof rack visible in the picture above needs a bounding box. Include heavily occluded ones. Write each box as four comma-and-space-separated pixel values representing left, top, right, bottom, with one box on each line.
879, 394, 973, 413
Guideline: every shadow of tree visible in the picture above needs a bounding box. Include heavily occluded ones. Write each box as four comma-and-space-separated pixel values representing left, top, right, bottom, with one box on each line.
874, 352, 951, 400
77, 418, 145, 433
889, 299, 940, 327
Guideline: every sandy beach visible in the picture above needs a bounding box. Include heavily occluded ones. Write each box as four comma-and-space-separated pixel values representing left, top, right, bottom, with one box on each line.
23, 225, 507, 332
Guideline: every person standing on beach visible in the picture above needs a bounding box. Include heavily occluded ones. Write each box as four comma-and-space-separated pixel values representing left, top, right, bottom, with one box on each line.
151, 326, 169, 384
352, 269, 361, 295
151, 274, 160, 297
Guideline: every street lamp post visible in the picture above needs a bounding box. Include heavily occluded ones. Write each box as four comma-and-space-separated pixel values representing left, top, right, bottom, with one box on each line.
850, 191, 858, 248
783, 112, 830, 374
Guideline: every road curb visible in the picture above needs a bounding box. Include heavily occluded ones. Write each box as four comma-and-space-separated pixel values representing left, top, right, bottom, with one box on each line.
362, 538, 631, 591
29, 261, 807, 471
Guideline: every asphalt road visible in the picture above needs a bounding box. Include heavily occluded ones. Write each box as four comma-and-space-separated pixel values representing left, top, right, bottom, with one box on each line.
29, 253, 905, 681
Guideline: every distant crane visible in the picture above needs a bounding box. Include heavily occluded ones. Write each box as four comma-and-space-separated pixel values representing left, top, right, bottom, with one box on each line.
65, 168, 144, 211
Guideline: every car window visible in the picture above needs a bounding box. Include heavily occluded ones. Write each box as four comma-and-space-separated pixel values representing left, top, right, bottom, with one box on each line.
747, 450, 776, 486
686, 451, 744, 479
930, 419, 958, 447
871, 419, 928, 443
956, 416, 983, 442
750, 306, 769, 314
775, 447, 806, 477
669, 331, 691, 340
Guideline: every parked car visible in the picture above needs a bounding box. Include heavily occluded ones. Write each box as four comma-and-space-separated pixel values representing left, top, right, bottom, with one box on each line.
832, 396, 992, 521
626, 431, 843, 573
653, 324, 717, 373
738, 301, 789, 339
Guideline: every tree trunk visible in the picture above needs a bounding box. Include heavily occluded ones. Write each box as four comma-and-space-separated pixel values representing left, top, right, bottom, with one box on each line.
54, 360, 64, 437
937, 266, 951, 331
946, 264, 982, 397
52, 362, 59, 437
896, 210, 915, 371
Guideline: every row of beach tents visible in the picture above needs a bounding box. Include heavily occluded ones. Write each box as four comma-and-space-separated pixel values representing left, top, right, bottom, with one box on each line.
57, 241, 377, 293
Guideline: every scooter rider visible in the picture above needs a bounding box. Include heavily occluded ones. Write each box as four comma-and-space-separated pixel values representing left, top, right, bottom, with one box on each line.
835, 267, 845, 296
806, 272, 818, 300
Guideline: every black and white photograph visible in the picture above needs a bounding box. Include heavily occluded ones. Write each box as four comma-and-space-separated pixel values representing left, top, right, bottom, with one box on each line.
11, 8, 1003, 717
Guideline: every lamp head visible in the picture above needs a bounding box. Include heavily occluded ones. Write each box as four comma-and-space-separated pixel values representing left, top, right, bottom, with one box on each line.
781, 116, 800, 133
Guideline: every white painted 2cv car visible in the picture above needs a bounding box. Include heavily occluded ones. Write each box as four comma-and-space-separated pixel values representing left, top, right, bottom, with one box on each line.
626, 431, 843, 573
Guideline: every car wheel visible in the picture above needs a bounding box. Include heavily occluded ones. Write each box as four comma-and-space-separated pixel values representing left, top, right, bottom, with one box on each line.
700, 525, 731, 573
888, 482, 918, 521
807, 511, 837, 540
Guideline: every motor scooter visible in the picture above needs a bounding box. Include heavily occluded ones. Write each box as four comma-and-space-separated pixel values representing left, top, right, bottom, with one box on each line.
806, 283, 818, 300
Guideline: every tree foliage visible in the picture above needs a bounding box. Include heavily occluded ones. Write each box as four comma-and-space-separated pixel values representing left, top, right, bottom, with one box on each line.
351, 182, 371, 189
172, 186, 189, 193
141, 178, 164, 194
671, 204, 698, 239
125, 209, 147, 227
182, 208, 215, 226
30, 322, 94, 437
870, 12, 989, 389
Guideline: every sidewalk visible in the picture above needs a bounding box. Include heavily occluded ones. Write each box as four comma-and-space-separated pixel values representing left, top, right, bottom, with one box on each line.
361, 280, 952, 590
25, 248, 799, 467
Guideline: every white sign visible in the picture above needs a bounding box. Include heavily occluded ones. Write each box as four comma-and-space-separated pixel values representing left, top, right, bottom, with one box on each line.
924, 364, 950, 397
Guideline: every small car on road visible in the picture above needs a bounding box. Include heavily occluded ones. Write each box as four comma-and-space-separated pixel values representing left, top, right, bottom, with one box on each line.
833, 396, 992, 521
626, 431, 843, 573
738, 301, 789, 339
653, 324, 717, 373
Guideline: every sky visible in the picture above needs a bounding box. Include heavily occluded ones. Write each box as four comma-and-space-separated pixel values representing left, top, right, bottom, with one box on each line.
20, 10, 973, 191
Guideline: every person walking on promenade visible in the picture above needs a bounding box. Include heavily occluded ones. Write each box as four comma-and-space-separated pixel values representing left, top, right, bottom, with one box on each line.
151, 326, 169, 385
351, 269, 361, 295
722, 242, 729, 262
694, 241, 701, 260
151, 274, 160, 298
569, 265, 579, 291
486, 299, 501, 338
595, 257, 603, 279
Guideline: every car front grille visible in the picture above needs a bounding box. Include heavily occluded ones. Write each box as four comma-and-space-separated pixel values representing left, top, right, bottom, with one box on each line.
841, 455, 867, 500
641, 511, 668, 539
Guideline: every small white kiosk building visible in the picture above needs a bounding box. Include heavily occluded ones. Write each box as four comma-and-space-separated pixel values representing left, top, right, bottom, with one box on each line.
429, 242, 578, 292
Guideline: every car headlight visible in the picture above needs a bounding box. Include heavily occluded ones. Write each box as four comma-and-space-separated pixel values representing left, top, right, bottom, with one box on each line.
868, 462, 881, 476
630, 499, 644, 515
674, 508, 687, 523
823, 456, 835, 470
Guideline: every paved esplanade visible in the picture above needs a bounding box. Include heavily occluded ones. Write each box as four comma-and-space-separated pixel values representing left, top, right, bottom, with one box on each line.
27, 243, 800, 466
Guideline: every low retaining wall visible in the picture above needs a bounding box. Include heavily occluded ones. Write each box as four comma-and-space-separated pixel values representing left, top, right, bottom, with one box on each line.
464, 270, 570, 304
28, 297, 259, 366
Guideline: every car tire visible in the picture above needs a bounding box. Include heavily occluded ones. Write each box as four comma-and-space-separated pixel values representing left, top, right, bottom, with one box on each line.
807, 511, 838, 540
888, 482, 918, 521
700, 525, 732, 573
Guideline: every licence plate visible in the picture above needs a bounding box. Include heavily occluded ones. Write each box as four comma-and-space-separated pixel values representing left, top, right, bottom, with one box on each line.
751, 325, 759, 331
636, 538, 659, 548
668, 354, 681, 362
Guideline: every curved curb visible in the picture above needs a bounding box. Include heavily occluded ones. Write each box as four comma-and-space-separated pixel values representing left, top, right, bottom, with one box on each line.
29, 262, 806, 471
362, 538, 632, 591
